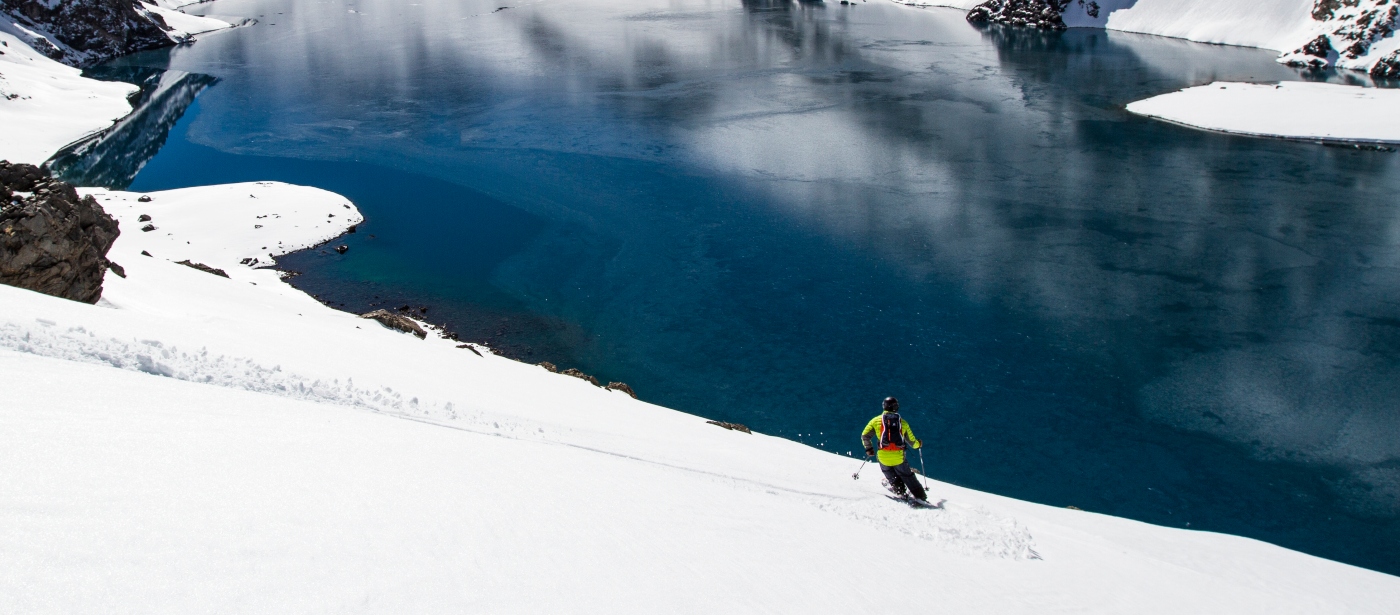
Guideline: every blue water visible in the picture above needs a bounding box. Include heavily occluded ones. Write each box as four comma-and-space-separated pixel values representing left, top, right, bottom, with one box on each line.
73, 0, 1400, 573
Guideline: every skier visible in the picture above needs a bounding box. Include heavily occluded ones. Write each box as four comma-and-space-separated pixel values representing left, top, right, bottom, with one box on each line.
861, 397, 928, 502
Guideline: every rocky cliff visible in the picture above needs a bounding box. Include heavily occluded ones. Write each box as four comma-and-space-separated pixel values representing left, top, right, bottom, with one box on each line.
1279, 0, 1400, 78
0, 161, 120, 303
1, 0, 186, 67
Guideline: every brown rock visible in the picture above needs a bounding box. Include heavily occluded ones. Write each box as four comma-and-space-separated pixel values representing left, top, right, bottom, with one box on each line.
560, 368, 600, 386
606, 382, 637, 399
706, 420, 752, 434
175, 260, 229, 278
361, 309, 427, 339
0, 162, 120, 303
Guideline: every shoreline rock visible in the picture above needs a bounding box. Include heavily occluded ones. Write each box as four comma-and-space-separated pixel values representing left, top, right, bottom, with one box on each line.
0, 161, 119, 304
361, 309, 428, 339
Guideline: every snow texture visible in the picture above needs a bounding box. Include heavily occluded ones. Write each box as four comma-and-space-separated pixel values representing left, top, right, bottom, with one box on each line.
0, 178, 1397, 612
1126, 81, 1400, 143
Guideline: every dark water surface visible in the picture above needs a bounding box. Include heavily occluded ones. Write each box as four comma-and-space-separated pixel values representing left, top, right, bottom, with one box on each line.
71, 0, 1400, 573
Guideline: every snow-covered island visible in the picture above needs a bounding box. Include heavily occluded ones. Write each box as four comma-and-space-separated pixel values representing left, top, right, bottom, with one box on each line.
2, 1, 1400, 611
1127, 81, 1400, 144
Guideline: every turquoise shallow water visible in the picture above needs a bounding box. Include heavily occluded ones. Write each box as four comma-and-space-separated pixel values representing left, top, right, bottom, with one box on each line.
68, 0, 1400, 573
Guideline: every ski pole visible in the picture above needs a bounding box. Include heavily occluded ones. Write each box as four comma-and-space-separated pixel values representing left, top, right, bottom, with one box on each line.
852, 455, 871, 480
918, 447, 929, 491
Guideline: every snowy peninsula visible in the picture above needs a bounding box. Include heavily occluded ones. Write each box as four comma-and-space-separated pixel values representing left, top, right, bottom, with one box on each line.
1127, 81, 1400, 143
2, 1, 1400, 611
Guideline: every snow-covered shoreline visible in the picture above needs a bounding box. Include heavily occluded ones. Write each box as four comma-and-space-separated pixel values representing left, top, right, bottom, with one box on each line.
1127, 81, 1400, 144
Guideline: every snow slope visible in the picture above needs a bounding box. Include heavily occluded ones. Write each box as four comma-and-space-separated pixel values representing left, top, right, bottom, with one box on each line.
1, 180, 1398, 611
1126, 81, 1400, 143
0, 17, 137, 164
1059, 0, 1319, 51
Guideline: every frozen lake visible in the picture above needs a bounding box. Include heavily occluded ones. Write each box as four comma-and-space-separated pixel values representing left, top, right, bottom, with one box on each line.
66, 0, 1400, 573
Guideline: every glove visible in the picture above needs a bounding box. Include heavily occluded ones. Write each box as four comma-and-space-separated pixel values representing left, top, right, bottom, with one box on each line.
864, 447, 875, 457
913, 441, 921, 449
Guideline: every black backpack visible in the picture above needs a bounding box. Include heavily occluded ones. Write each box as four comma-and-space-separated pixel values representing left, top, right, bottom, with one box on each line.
879, 412, 905, 451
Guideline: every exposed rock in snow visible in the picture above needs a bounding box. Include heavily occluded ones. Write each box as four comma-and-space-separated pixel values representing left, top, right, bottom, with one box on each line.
174, 258, 227, 277
1279, 0, 1400, 76
0, 161, 119, 303
361, 308, 428, 339
606, 380, 638, 398
0, 0, 229, 67
1126, 81, 1400, 143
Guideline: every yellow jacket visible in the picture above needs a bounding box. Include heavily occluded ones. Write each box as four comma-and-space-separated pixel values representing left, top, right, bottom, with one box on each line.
862, 412, 921, 466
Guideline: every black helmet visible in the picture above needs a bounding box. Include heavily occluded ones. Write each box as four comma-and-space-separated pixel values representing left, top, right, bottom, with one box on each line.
882, 397, 899, 412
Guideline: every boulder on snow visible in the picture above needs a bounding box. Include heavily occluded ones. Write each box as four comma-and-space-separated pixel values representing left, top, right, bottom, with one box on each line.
706, 420, 752, 434
175, 260, 229, 278
0, 161, 120, 304
606, 382, 637, 399
538, 361, 558, 372
361, 309, 428, 339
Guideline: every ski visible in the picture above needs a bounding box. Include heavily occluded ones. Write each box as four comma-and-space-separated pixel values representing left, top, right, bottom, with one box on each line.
885, 494, 945, 509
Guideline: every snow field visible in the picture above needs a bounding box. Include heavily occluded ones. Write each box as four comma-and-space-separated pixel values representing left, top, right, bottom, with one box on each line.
1126, 81, 1400, 143
0, 180, 1397, 611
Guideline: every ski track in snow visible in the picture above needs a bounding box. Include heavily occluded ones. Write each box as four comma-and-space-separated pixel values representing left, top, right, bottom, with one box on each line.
0, 315, 1040, 561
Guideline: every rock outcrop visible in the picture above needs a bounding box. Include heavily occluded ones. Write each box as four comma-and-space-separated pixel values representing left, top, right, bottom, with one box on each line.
605, 382, 637, 399
1279, 0, 1400, 75
560, 368, 600, 386
706, 420, 752, 434
0, 161, 120, 304
175, 259, 228, 278
966, 0, 1072, 31
2, 0, 184, 67
360, 309, 428, 339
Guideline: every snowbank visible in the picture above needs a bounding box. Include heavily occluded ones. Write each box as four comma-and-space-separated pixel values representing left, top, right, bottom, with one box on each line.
0, 178, 1397, 610
1058, 0, 1319, 51
0, 17, 137, 164
1126, 81, 1400, 143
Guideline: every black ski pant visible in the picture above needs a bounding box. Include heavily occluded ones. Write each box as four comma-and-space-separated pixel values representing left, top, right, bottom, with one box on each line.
880, 460, 927, 501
